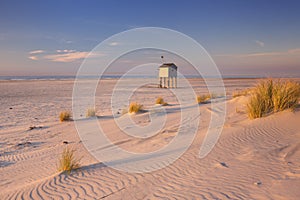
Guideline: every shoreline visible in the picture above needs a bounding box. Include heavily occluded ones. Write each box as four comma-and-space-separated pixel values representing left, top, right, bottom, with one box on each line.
2, 75, 300, 81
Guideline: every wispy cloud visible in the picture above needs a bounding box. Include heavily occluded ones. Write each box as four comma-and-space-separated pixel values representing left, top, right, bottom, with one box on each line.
28, 49, 105, 62
56, 49, 76, 53
28, 50, 45, 61
255, 40, 265, 47
213, 48, 300, 73
29, 50, 45, 54
214, 48, 300, 58
60, 39, 73, 44
109, 42, 120, 46
28, 56, 38, 60
44, 51, 105, 62
44, 51, 90, 62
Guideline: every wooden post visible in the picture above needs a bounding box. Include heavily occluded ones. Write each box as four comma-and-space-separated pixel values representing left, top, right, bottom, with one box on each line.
173, 77, 175, 88
159, 77, 162, 88
172, 77, 175, 88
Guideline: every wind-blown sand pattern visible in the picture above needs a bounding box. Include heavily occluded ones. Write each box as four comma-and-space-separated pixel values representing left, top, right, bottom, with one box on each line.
1, 79, 300, 199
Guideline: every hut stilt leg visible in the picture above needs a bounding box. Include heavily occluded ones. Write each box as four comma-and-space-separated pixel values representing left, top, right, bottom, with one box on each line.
159, 77, 162, 88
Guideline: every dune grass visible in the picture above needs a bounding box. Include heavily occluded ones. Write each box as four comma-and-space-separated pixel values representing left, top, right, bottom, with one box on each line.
59, 111, 71, 122
247, 93, 266, 119
232, 89, 250, 98
86, 108, 96, 118
209, 93, 220, 99
128, 102, 143, 114
247, 80, 273, 119
197, 94, 211, 104
57, 147, 81, 174
155, 97, 168, 106
247, 80, 300, 119
272, 81, 300, 112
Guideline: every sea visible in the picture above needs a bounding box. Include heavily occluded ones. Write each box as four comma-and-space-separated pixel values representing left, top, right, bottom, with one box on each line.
0, 74, 278, 81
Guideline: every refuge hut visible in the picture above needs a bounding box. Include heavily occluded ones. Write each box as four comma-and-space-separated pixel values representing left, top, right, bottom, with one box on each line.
158, 63, 178, 88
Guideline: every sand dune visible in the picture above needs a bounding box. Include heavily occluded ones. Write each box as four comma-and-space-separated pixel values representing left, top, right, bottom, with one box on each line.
1, 79, 300, 199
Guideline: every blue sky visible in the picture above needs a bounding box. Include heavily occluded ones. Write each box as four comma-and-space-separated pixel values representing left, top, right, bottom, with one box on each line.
0, 0, 300, 76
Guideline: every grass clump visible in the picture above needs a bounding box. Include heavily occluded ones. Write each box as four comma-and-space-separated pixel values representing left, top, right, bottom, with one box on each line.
247, 80, 273, 119
86, 108, 96, 118
247, 93, 266, 119
155, 97, 168, 106
197, 94, 211, 104
209, 93, 219, 99
232, 89, 250, 98
247, 80, 300, 119
59, 111, 71, 122
57, 147, 81, 174
128, 102, 143, 114
273, 81, 300, 112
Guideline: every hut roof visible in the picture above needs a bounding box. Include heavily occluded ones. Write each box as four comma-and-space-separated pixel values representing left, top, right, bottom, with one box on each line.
159, 63, 178, 70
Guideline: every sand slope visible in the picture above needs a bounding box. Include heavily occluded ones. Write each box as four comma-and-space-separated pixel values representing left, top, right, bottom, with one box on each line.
1, 79, 300, 199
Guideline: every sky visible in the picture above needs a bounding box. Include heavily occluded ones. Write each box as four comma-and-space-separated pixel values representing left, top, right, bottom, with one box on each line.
0, 0, 300, 77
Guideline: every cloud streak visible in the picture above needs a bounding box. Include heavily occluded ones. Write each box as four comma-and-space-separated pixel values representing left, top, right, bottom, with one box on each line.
29, 50, 45, 54
44, 51, 90, 62
213, 48, 300, 75
28, 50, 44, 61
28, 49, 106, 62
109, 42, 120, 46
56, 49, 76, 53
28, 56, 38, 60
255, 40, 265, 47
214, 48, 300, 58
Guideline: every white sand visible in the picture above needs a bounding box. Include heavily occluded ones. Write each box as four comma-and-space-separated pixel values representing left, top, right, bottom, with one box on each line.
0, 78, 300, 199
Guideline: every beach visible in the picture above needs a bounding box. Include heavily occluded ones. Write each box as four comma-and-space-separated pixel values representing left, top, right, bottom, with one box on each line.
1, 78, 300, 199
